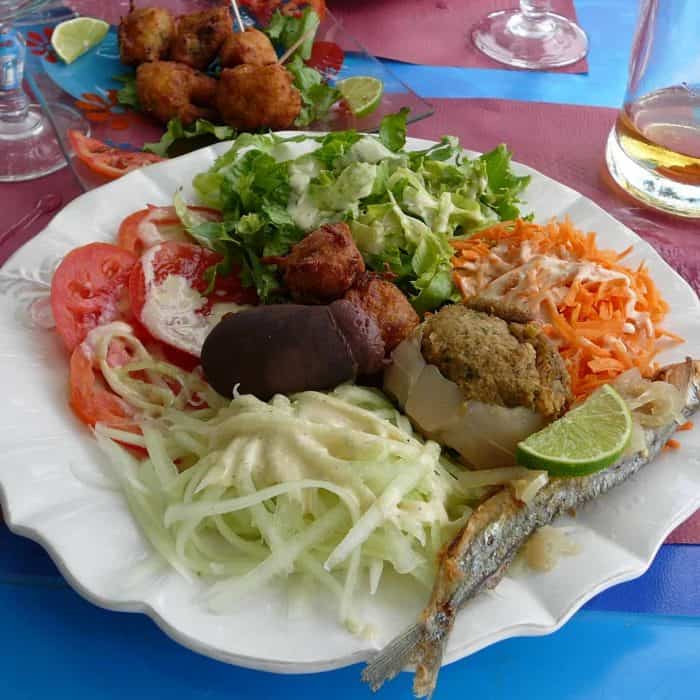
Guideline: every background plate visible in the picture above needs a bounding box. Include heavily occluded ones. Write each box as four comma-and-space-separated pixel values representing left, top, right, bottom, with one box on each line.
0, 135, 698, 674
29, 1, 433, 193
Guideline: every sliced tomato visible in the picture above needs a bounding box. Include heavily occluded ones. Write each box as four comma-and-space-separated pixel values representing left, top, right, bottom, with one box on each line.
51, 243, 138, 352
68, 130, 164, 181
307, 41, 344, 77
69, 343, 135, 428
117, 205, 223, 256
129, 242, 257, 357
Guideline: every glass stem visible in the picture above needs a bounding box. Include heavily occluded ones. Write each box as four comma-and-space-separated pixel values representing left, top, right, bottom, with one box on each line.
520, 1, 553, 20
0, 22, 30, 123
511, 0, 555, 38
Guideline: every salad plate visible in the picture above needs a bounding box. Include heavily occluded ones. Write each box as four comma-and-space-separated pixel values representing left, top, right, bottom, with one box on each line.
0, 135, 698, 674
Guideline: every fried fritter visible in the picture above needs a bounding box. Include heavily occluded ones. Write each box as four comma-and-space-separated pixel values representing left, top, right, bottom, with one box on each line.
136, 61, 217, 125
216, 64, 302, 130
170, 6, 233, 70
266, 223, 365, 304
420, 304, 571, 419
344, 272, 420, 353
220, 27, 277, 67
118, 5, 175, 65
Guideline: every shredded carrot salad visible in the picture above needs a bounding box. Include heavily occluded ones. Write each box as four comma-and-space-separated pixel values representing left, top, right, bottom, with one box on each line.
451, 219, 683, 399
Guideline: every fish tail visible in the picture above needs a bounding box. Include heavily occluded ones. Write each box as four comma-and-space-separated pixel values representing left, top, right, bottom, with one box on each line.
362, 611, 452, 698
412, 621, 449, 699
362, 623, 424, 692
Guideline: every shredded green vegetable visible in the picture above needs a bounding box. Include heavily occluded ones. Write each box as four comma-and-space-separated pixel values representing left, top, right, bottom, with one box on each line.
90, 325, 484, 628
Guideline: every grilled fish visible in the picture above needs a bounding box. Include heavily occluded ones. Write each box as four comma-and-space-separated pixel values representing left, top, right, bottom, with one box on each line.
363, 359, 700, 698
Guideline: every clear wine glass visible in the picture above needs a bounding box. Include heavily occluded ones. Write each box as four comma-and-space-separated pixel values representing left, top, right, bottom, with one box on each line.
0, 0, 88, 182
471, 0, 589, 70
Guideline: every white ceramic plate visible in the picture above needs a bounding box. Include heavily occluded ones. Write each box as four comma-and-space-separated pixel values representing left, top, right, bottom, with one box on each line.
0, 136, 699, 675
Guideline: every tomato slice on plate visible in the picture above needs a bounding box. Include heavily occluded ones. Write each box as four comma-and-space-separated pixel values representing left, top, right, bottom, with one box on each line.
68, 130, 164, 180
51, 243, 138, 352
117, 205, 222, 257
129, 241, 257, 357
69, 342, 135, 429
307, 41, 344, 77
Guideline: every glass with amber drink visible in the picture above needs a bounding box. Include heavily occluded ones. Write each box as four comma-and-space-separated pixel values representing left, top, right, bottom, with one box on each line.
605, 0, 700, 218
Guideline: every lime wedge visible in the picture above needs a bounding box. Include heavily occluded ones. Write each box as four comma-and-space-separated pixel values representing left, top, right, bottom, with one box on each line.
51, 17, 109, 64
337, 76, 384, 117
516, 385, 632, 476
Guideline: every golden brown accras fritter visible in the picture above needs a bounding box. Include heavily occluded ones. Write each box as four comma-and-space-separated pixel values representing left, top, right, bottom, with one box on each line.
170, 6, 233, 70
119, 6, 175, 65
344, 272, 420, 353
265, 223, 365, 304
136, 61, 218, 125
220, 27, 278, 67
216, 64, 301, 130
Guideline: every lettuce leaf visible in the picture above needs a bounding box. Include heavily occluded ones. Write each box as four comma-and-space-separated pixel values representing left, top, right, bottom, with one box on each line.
285, 55, 341, 127
379, 108, 409, 152
190, 116, 530, 311
265, 7, 320, 61
114, 73, 140, 110
144, 119, 236, 158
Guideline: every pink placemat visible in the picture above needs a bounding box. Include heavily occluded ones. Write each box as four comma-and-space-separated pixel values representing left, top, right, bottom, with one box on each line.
330, 0, 589, 73
0, 97, 697, 543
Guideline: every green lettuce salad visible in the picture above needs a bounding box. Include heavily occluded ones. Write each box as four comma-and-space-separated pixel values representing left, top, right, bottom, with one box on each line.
182, 111, 530, 313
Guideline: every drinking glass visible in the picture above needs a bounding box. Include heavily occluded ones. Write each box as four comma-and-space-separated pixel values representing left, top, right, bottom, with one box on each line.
0, 0, 87, 181
471, 0, 588, 70
605, 0, 700, 218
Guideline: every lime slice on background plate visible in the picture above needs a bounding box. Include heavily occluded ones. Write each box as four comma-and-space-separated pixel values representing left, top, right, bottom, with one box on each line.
516, 384, 632, 476
51, 17, 109, 65
336, 76, 384, 117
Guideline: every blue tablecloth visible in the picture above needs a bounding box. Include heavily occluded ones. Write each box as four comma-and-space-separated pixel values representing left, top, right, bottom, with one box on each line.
3, 2, 700, 698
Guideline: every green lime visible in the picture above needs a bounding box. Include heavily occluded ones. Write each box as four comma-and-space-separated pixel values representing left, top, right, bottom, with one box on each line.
51, 17, 109, 64
516, 385, 632, 477
337, 76, 384, 117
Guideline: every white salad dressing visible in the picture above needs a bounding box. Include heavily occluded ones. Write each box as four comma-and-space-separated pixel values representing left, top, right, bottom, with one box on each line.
345, 136, 397, 164
138, 246, 249, 357
137, 208, 190, 248
140, 274, 248, 357
461, 238, 653, 353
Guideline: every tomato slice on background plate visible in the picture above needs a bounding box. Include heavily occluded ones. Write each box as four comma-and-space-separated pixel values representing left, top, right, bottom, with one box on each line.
307, 41, 344, 77
68, 130, 164, 180
51, 243, 138, 352
117, 205, 223, 257
129, 241, 258, 357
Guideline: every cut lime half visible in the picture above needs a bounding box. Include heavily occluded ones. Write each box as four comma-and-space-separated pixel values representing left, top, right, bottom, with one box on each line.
51, 17, 109, 65
337, 76, 384, 117
516, 385, 632, 477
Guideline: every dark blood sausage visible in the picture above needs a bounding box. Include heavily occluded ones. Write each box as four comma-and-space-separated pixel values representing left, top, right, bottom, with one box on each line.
328, 299, 385, 375
343, 272, 420, 353
201, 300, 385, 400
264, 223, 365, 304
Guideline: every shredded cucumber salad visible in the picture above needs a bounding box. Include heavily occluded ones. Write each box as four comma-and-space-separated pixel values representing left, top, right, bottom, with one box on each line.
91, 324, 485, 628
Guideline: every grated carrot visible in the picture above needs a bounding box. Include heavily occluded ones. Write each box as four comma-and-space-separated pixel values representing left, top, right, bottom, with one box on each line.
679, 421, 694, 432
664, 438, 681, 450
452, 218, 682, 400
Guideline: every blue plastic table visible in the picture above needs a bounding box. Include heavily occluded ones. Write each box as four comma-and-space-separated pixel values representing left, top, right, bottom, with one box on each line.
3, 2, 700, 698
